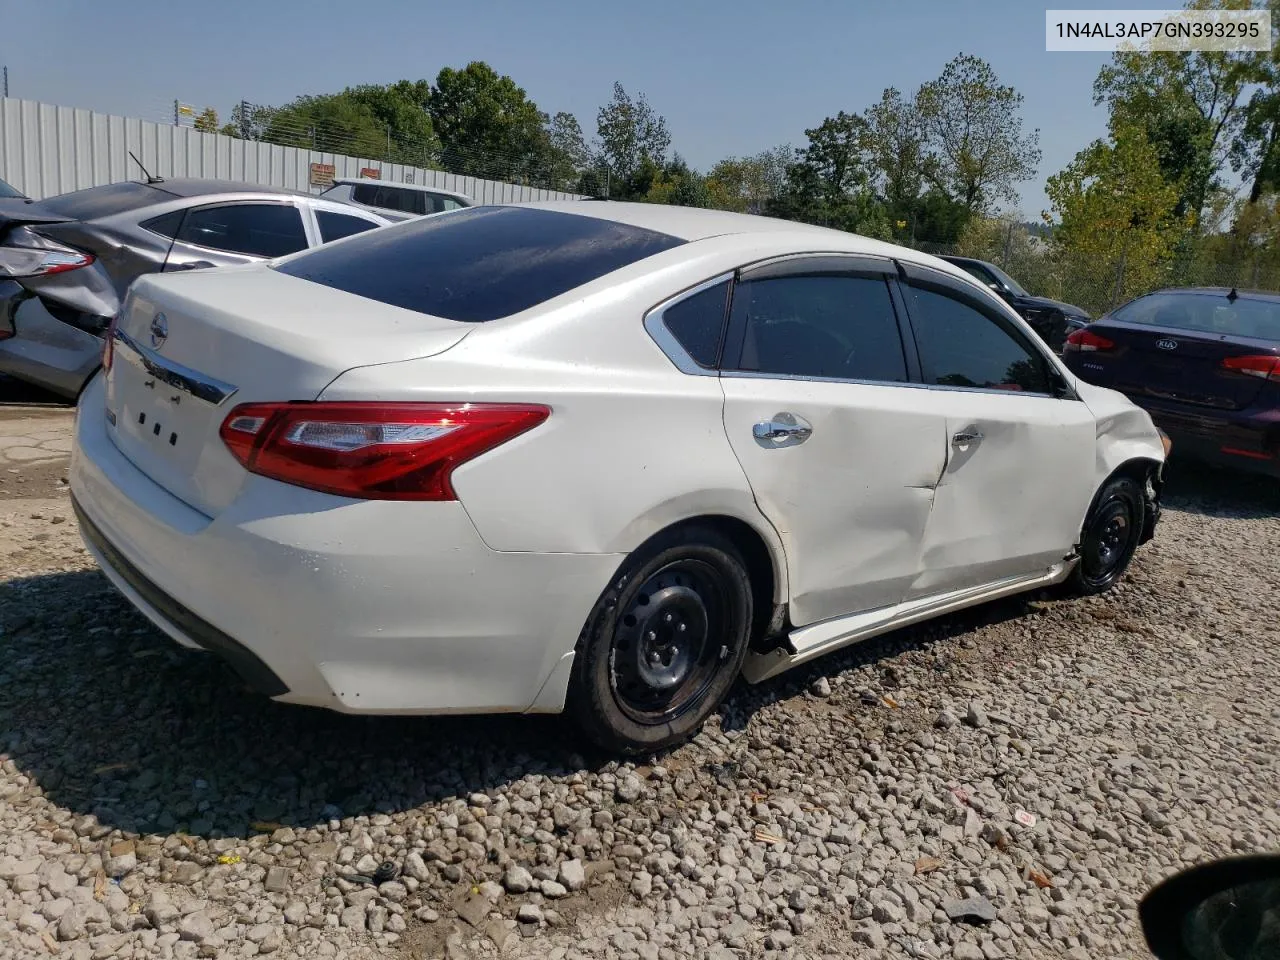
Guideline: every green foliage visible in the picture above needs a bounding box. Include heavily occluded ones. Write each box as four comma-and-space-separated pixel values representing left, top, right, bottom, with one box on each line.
429, 62, 552, 181
916, 53, 1042, 214
705, 148, 791, 214
193, 108, 219, 134
596, 83, 671, 182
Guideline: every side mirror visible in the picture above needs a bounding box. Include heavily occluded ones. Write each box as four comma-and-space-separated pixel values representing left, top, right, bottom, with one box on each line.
1141, 855, 1280, 960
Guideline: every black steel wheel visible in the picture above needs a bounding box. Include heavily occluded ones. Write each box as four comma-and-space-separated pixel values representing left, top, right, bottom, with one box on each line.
570, 526, 753, 754
1065, 476, 1144, 595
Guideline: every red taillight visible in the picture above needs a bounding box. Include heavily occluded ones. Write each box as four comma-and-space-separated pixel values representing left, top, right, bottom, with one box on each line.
1221, 354, 1280, 381
1063, 328, 1115, 353
101, 315, 119, 372
218, 402, 550, 501
0, 248, 94, 279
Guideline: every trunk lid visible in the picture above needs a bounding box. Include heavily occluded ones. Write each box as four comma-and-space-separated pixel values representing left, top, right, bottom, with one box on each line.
1097, 320, 1280, 411
104, 265, 473, 516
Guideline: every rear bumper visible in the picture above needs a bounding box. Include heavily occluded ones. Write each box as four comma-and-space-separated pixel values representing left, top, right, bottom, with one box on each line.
0, 285, 101, 399
69, 375, 623, 715
1139, 397, 1280, 477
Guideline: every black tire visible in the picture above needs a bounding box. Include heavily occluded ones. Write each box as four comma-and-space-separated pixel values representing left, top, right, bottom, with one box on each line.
1063, 476, 1145, 596
569, 526, 753, 755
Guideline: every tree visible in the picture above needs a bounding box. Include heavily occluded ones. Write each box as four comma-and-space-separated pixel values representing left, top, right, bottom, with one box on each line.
705, 147, 791, 213
915, 53, 1041, 214
546, 111, 591, 190
1231, 1, 1280, 203
642, 155, 711, 207
862, 87, 931, 211
193, 108, 219, 134
343, 80, 439, 162
1094, 0, 1258, 228
766, 114, 891, 238
596, 83, 671, 182
429, 62, 553, 182
1045, 124, 1189, 308
261, 93, 395, 158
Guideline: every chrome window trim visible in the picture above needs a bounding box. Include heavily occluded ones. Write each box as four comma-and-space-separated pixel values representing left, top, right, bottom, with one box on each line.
114, 328, 239, 406
719, 368, 1056, 399
643, 272, 734, 377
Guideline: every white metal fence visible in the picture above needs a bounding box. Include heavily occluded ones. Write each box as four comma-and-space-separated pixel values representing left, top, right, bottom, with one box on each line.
0, 97, 584, 204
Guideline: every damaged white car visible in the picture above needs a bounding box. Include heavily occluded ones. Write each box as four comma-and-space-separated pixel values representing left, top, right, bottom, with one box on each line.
69, 202, 1167, 754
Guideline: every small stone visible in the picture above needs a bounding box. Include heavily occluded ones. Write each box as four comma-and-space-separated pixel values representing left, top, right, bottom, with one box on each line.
558, 859, 586, 892
517, 903, 544, 925
263, 866, 289, 893
454, 890, 493, 928
173, 862, 204, 885
616, 777, 643, 803
504, 864, 534, 893
403, 852, 430, 883
944, 896, 998, 924
540, 880, 568, 899
810, 677, 832, 697
936, 710, 959, 729
178, 912, 215, 942
631, 872, 654, 897
850, 925, 886, 950
965, 701, 990, 728
57, 906, 87, 941
354, 853, 380, 875
283, 902, 307, 925
954, 944, 985, 960
339, 905, 366, 931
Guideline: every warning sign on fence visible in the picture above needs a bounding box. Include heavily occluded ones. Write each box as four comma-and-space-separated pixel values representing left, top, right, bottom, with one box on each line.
309, 163, 336, 188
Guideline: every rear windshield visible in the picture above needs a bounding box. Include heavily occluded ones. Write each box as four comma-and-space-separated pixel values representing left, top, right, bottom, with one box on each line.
275, 205, 686, 322
1112, 292, 1280, 341
37, 181, 174, 220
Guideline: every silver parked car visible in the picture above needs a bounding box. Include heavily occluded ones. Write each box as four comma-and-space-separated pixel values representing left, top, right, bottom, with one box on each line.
318, 178, 473, 222
0, 178, 390, 399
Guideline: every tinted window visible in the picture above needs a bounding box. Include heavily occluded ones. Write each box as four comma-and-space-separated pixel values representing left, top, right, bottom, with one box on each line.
729, 274, 907, 382
662, 281, 730, 368
907, 284, 1051, 393
178, 203, 308, 258
439, 197, 465, 211
38, 181, 174, 220
317, 210, 380, 243
276, 206, 686, 322
352, 184, 423, 215
0, 178, 23, 199
1111, 292, 1280, 341
955, 261, 997, 286
141, 210, 185, 238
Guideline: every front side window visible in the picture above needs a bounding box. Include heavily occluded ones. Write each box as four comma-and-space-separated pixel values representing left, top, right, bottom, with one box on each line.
728, 273, 907, 382
316, 210, 380, 244
177, 203, 308, 258
906, 284, 1051, 393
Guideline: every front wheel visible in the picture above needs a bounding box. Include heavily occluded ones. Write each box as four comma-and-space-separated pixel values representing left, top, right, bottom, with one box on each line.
1063, 476, 1145, 595
569, 527, 753, 755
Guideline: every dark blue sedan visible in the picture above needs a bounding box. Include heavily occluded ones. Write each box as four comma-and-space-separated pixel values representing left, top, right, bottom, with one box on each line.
1062, 287, 1280, 476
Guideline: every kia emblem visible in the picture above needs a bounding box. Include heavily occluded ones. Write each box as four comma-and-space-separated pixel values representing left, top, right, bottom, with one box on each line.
150, 312, 168, 350
1156, 338, 1178, 351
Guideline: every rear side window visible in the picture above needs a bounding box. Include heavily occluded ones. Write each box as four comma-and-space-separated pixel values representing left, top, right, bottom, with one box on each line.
352, 184, 424, 215
38, 181, 174, 219
317, 210, 380, 243
276, 206, 686, 322
178, 203, 308, 258
661, 281, 730, 368
906, 284, 1051, 393
439, 196, 466, 211
728, 274, 907, 382
141, 210, 185, 238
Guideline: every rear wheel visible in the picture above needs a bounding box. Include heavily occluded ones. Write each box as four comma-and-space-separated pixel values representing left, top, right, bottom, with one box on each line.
569, 527, 753, 754
1064, 476, 1145, 595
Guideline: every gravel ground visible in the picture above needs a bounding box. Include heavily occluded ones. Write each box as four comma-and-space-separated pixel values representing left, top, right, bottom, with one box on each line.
0, 420, 1277, 959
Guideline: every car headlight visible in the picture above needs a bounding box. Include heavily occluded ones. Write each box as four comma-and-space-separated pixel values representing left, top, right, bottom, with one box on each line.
1157, 427, 1172, 457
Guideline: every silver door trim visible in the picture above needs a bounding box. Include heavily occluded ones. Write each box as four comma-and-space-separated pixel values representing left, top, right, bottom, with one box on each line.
643, 272, 734, 377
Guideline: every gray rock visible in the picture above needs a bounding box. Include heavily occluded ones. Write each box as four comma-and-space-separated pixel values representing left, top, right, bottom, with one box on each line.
954, 944, 985, 960
178, 912, 215, 942
403, 851, 430, 883
810, 677, 832, 697
541, 880, 569, 899
966, 701, 990, 728
503, 864, 534, 893
944, 896, 998, 923
517, 904, 544, 924
631, 872, 654, 897
263, 866, 289, 893
57, 905, 87, 941
936, 710, 959, 729
616, 776, 643, 803
558, 858, 586, 892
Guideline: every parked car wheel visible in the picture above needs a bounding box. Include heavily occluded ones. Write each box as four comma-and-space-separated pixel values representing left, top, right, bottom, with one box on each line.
570, 526, 753, 754
1064, 476, 1144, 595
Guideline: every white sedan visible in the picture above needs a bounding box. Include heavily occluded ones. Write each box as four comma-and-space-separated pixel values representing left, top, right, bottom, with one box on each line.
69, 202, 1167, 753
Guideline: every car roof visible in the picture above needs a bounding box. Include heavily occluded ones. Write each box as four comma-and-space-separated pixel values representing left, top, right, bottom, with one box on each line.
514, 200, 931, 253
332, 178, 472, 200
150, 178, 308, 199
1144, 286, 1280, 303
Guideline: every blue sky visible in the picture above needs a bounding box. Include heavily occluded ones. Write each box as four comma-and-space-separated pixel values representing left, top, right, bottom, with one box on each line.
5, 1, 1164, 217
